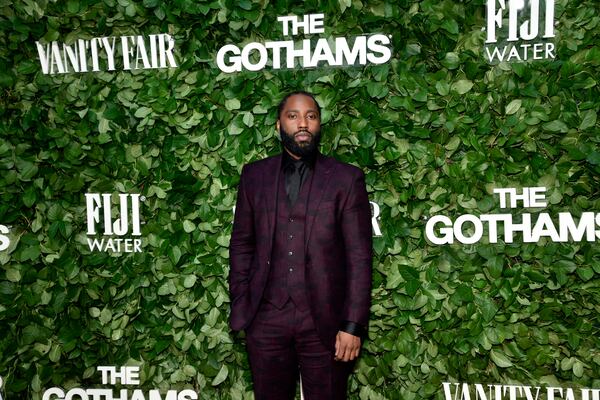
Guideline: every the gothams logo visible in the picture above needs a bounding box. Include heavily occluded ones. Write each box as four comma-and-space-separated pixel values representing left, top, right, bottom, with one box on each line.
85, 194, 143, 253
442, 382, 600, 400
43, 366, 197, 400
426, 187, 600, 245
216, 13, 392, 73
35, 34, 177, 75
484, 0, 556, 63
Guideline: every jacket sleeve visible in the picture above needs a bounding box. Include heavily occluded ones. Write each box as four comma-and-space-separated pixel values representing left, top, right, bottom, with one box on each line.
339, 169, 373, 331
228, 165, 255, 330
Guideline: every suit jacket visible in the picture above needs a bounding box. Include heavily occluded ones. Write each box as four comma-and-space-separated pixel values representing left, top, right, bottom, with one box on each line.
229, 152, 372, 347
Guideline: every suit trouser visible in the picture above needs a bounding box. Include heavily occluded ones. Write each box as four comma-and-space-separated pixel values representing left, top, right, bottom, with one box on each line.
246, 299, 352, 400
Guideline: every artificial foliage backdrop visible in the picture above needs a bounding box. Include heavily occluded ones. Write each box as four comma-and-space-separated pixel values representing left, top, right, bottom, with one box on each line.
1, 0, 599, 399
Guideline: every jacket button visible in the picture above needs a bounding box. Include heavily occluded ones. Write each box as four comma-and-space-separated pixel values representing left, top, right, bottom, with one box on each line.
267, 260, 270, 265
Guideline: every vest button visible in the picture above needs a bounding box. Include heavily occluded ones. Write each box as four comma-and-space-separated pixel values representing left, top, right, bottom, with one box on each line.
288, 234, 294, 240
288, 251, 293, 256
289, 267, 293, 272
289, 217, 294, 222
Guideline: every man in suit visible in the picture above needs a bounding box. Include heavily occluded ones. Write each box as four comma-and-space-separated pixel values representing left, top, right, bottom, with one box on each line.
229, 91, 372, 399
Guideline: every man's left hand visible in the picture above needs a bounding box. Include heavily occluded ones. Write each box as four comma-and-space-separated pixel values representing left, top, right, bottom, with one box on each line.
334, 331, 361, 362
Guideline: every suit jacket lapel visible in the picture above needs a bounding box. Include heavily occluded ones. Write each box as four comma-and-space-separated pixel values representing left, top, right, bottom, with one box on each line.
262, 154, 282, 251
304, 153, 334, 254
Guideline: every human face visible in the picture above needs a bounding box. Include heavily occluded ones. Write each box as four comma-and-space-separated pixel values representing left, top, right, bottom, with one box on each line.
277, 94, 321, 159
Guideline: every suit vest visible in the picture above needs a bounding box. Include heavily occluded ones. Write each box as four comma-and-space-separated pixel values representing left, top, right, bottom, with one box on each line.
262, 169, 312, 310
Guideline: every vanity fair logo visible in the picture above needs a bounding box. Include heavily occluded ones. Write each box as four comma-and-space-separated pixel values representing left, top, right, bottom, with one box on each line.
484, 0, 556, 63
442, 382, 600, 400
0, 224, 9, 251
426, 187, 600, 245
36, 33, 177, 75
85, 194, 143, 253
216, 13, 392, 73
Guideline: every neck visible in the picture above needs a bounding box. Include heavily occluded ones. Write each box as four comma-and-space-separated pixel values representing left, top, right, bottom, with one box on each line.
284, 147, 302, 160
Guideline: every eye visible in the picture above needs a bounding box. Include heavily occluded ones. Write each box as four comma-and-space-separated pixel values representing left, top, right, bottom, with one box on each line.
287, 113, 297, 119
307, 113, 317, 120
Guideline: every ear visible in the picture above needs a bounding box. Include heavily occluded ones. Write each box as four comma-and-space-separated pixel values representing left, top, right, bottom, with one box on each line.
276, 120, 280, 131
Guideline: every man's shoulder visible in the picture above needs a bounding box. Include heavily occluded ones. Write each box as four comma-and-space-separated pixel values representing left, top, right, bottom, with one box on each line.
241, 154, 281, 176
320, 154, 365, 178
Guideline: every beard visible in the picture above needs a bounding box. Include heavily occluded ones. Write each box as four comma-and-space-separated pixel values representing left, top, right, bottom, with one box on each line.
279, 125, 321, 159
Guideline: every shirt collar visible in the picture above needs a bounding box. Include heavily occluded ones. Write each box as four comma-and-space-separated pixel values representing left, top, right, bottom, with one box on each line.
281, 149, 317, 171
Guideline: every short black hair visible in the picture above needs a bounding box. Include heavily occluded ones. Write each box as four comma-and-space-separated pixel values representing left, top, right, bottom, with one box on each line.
277, 91, 321, 119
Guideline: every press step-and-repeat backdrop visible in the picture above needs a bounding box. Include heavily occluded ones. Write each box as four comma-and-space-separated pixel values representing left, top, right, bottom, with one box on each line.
1, 1, 599, 399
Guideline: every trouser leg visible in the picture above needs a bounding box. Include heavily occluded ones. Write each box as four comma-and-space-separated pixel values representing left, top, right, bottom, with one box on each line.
294, 306, 352, 400
246, 300, 298, 400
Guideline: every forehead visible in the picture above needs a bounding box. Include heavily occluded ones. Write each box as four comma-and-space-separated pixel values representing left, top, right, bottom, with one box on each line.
282, 94, 319, 113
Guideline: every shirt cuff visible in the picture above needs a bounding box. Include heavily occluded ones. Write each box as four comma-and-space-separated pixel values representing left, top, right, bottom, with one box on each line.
340, 320, 364, 338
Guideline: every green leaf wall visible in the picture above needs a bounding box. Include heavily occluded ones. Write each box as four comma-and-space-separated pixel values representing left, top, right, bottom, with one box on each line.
1, 0, 599, 399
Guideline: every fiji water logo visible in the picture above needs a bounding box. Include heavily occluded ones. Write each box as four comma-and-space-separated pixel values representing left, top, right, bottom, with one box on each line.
85, 194, 143, 253
484, 0, 557, 63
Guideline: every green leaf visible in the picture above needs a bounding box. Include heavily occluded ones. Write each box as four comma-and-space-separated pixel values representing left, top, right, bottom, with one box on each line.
576, 267, 594, 281
543, 120, 568, 133
579, 110, 597, 130
183, 275, 197, 288
6, 267, 21, 282
436, 81, 450, 96
225, 99, 241, 110
505, 99, 522, 115
212, 364, 228, 386
441, 19, 459, 34
134, 107, 153, 118
441, 53, 460, 70
242, 112, 254, 127
99, 308, 112, 325
479, 298, 498, 322
490, 349, 513, 368
49, 344, 61, 362
67, 0, 79, 13
573, 361, 584, 378
183, 220, 196, 233
169, 246, 182, 264
451, 80, 473, 95
587, 151, 600, 165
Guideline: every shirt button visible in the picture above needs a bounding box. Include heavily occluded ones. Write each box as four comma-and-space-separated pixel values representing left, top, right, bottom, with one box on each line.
288, 251, 293, 256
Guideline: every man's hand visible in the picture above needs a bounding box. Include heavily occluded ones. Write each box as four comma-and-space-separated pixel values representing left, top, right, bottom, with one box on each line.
334, 331, 361, 362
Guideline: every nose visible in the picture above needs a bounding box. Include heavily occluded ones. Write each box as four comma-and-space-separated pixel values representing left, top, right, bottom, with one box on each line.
298, 116, 308, 128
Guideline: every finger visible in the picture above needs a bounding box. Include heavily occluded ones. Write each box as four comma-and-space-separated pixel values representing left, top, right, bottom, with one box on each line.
335, 334, 341, 358
347, 339, 360, 361
343, 342, 354, 362
338, 341, 349, 362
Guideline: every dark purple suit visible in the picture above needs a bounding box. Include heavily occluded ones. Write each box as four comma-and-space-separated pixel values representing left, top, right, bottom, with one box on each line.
229, 153, 372, 398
